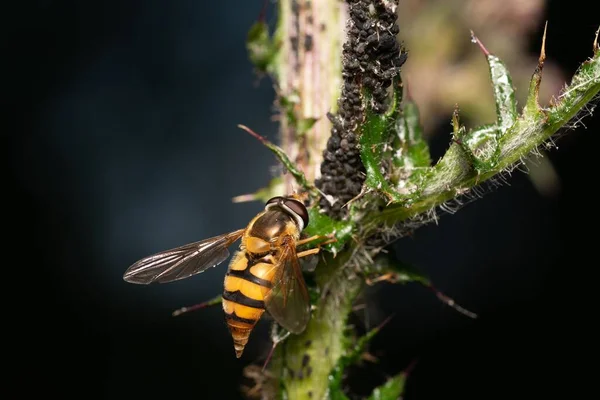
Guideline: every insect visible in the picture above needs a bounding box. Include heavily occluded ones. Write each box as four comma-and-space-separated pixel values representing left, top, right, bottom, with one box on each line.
123, 195, 329, 358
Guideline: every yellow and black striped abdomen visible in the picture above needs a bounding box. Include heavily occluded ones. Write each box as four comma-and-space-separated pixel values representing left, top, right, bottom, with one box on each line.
222, 249, 278, 358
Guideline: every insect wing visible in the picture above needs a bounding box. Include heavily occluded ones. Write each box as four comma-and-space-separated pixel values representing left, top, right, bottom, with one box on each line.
123, 229, 245, 284
263, 238, 311, 334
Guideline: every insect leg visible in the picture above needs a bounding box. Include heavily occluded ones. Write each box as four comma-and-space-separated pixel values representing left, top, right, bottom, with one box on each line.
365, 272, 398, 286
296, 247, 320, 258
296, 233, 336, 247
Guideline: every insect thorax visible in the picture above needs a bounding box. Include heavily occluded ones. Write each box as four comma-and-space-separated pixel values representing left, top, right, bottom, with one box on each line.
248, 209, 298, 243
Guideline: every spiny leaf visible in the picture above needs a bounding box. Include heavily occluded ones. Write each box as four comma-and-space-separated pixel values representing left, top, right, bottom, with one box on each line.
456, 30, 527, 174
471, 30, 518, 134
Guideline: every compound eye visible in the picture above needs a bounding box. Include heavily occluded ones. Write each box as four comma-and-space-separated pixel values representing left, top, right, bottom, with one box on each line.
265, 196, 283, 207
283, 199, 309, 229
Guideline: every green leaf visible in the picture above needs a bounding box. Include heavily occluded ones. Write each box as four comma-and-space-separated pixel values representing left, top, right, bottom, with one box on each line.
455, 32, 522, 174
390, 98, 432, 196
359, 79, 406, 203
303, 208, 354, 255
394, 99, 431, 169
360, 109, 400, 202
488, 53, 518, 134
246, 20, 279, 75
278, 94, 318, 138
470, 32, 518, 134
279, 93, 300, 128
367, 373, 408, 400
462, 123, 501, 172
297, 117, 318, 137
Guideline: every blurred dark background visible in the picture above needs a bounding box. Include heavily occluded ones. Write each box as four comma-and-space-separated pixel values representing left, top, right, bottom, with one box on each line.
6, 1, 599, 399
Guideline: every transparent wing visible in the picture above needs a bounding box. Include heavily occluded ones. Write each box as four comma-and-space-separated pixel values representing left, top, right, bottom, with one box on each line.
263, 237, 311, 334
123, 229, 245, 284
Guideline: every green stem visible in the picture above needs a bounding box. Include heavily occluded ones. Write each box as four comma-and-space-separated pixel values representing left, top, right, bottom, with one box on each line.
365, 50, 600, 234
271, 251, 362, 400
267, 4, 359, 395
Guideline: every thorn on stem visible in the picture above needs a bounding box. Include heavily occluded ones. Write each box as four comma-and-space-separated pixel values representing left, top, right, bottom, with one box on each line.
258, 0, 269, 23
403, 358, 419, 377
374, 312, 396, 332
539, 21, 548, 66
470, 30, 490, 56
262, 346, 276, 372
451, 106, 463, 138
172, 298, 221, 317
527, 21, 548, 110
594, 26, 599, 53
262, 331, 291, 371
361, 352, 379, 363
427, 284, 478, 319
238, 124, 268, 144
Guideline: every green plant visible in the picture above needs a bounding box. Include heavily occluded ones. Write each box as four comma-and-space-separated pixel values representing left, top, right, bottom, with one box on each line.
235, 1, 599, 399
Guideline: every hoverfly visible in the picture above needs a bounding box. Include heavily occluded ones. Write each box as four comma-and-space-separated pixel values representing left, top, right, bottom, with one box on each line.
123, 195, 328, 358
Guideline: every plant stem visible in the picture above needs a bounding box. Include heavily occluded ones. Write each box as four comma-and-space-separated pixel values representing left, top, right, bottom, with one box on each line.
277, 251, 363, 400
255, 2, 600, 398
276, 0, 346, 185
263, 3, 363, 398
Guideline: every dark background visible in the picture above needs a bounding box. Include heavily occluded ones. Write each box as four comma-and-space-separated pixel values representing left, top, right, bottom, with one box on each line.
6, 1, 599, 399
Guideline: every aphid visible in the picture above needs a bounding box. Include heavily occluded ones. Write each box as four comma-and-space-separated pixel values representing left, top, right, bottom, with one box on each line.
123, 195, 328, 357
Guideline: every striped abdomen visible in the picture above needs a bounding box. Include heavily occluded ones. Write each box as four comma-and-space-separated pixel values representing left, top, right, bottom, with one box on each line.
222, 249, 277, 358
